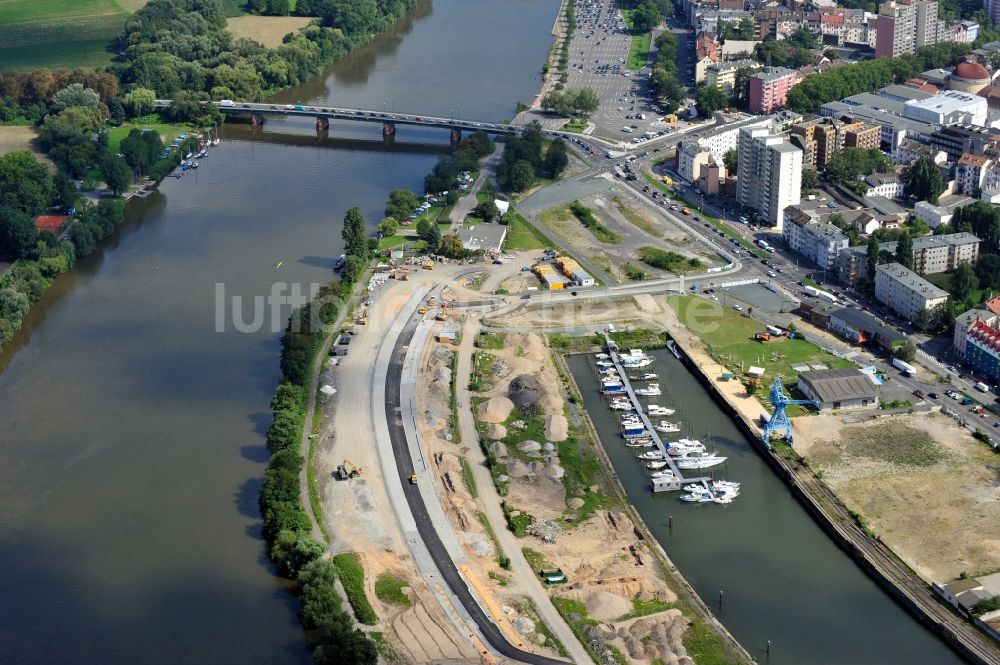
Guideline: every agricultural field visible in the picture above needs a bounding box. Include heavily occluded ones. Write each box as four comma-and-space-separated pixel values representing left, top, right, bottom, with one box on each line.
226, 16, 312, 48
0, 0, 140, 70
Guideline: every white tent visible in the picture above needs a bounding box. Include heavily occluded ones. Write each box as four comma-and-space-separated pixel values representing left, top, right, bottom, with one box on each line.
320, 384, 337, 397
494, 199, 510, 217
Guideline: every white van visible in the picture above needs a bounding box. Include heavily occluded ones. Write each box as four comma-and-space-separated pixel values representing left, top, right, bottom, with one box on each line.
975, 381, 990, 392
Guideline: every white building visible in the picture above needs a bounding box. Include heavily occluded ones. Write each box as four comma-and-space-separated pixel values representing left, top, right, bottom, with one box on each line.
903, 90, 989, 126
875, 262, 949, 321
783, 207, 849, 269
914, 200, 953, 228
737, 126, 803, 229
695, 117, 772, 164
864, 172, 905, 198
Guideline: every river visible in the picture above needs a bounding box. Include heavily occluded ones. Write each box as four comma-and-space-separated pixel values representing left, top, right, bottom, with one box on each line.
567, 349, 964, 665
0, 1, 556, 663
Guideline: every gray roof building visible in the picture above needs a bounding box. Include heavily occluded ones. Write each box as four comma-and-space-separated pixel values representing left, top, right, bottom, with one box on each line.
456, 224, 508, 253
797, 368, 879, 410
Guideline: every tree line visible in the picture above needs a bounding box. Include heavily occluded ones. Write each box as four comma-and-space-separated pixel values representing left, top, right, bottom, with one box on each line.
648, 32, 684, 113
495, 122, 568, 193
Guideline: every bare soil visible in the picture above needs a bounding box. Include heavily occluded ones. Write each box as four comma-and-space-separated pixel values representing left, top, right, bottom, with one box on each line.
794, 412, 1000, 582
0, 126, 53, 170
226, 16, 312, 48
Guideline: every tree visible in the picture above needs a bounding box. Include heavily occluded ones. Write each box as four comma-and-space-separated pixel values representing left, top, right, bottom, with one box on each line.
631, 2, 662, 33
341, 206, 368, 258
439, 233, 466, 259
953, 261, 979, 301
866, 235, 880, 284
475, 200, 500, 222
0, 206, 39, 259
415, 217, 433, 241
541, 87, 599, 117
543, 139, 569, 179
102, 155, 132, 197
801, 168, 820, 191
425, 222, 441, 249
266, 0, 291, 15
123, 87, 157, 118
50, 83, 100, 112
507, 160, 536, 192
377, 217, 398, 237
827, 148, 894, 189
694, 84, 728, 117
894, 339, 916, 362
0, 151, 54, 214
723, 148, 738, 173
895, 232, 914, 270
384, 189, 420, 222
785, 26, 819, 49
976, 253, 1000, 289
905, 157, 944, 205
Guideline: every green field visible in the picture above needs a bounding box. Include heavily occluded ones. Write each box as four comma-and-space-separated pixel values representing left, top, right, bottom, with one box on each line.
107, 121, 187, 153
668, 295, 854, 407
0, 0, 135, 70
502, 211, 552, 251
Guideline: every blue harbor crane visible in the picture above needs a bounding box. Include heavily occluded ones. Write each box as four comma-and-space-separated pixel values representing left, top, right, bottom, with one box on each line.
762, 378, 817, 448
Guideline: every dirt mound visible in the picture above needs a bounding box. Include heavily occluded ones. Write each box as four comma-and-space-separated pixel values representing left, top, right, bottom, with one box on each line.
486, 423, 508, 440
585, 591, 631, 622
507, 461, 529, 478
508, 374, 543, 412
478, 396, 514, 423
490, 441, 508, 458
545, 414, 568, 441
520, 335, 548, 361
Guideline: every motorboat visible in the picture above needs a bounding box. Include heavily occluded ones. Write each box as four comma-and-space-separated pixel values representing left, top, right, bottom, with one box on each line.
621, 357, 654, 368
622, 429, 650, 440
646, 460, 668, 470
622, 422, 646, 436
600, 367, 619, 375
654, 421, 681, 433
634, 384, 661, 397
637, 451, 665, 460
685, 480, 740, 493
680, 490, 713, 503
674, 451, 727, 469
333, 254, 347, 271
596, 360, 614, 367
651, 469, 677, 479
595, 353, 610, 359
609, 400, 634, 411
628, 373, 658, 381
665, 439, 705, 456
625, 439, 655, 448
647, 405, 675, 416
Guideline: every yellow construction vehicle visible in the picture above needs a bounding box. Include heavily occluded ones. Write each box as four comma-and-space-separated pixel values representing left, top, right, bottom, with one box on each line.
418, 306, 429, 314
408, 473, 417, 484
422, 261, 435, 270
336, 460, 362, 480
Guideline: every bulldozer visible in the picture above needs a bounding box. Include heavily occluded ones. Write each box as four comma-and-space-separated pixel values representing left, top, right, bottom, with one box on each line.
335, 460, 362, 480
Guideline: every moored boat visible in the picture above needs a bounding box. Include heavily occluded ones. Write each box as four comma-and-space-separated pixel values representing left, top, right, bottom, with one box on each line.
647, 405, 675, 416
634, 383, 661, 396
674, 451, 727, 469
654, 421, 681, 433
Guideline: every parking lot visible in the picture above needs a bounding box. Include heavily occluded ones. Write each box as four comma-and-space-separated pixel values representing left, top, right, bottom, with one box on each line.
563, 0, 678, 140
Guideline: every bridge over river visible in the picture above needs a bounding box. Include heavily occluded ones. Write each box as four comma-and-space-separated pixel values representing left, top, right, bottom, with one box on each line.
155, 99, 520, 142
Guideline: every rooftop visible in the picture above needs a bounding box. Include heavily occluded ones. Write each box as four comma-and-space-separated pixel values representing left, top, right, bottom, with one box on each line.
798, 368, 879, 403
752, 66, 799, 83
456, 224, 507, 252
33, 215, 69, 233
830, 307, 905, 344
876, 263, 950, 299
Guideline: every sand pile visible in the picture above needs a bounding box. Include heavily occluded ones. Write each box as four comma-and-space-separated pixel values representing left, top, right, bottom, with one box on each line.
520, 335, 547, 361
545, 414, 568, 441
585, 591, 631, 622
478, 396, 514, 423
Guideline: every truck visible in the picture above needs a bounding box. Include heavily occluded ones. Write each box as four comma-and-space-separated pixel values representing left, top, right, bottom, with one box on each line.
892, 357, 916, 377
803, 285, 838, 303
976, 381, 990, 392
681, 207, 691, 215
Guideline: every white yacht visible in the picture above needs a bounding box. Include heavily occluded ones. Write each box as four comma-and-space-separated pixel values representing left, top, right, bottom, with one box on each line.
609, 401, 634, 411
637, 450, 665, 461
674, 451, 727, 469
646, 460, 668, 470
625, 438, 655, 448
665, 439, 705, 456
634, 383, 661, 397
646, 405, 675, 416
596, 360, 614, 368
628, 372, 658, 381
654, 421, 681, 433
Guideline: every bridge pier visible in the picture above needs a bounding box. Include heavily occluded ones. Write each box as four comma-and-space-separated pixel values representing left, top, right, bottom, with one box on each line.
450, 128, 461, 144
383, 121, 396, 136
250, 112, 265, 126
316, 116, 329, 130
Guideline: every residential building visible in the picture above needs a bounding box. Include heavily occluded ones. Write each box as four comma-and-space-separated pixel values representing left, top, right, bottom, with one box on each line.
956, 152, 994, 194
797, 368, 879, 410
903, 90, 988, 126
986, 0, 1000, 31
686, 116, 772, 165
966, 319, 1000, 382
836, 232, 981, 283
720, 40, 759, 59
875, 0, 917, 58
705, 59, 761, 94
845, 123, 881, 149
783, 206, 849, 269
737, 126, 803, 228
874, 262, 949, 321
789, 117, 868, 170
953, 308, 997, 359
895, 137, 948, 165
748, 67, 800, 114
913, 0, 941, 48
819, 101, 938, 152
913, 200, 953, 228
929, 124, 1000, 161
456, 224, 507, 253
864, 172, 904, 198
677, 142, 725, 192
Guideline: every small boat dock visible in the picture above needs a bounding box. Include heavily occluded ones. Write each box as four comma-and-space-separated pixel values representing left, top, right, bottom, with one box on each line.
602, 335, 710, 492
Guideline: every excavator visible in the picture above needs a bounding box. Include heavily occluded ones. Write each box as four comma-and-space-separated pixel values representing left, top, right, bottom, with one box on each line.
335, 460, 362, 480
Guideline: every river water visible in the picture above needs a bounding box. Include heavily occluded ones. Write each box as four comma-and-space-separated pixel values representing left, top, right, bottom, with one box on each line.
567, 350, 963, 665
0, 1, 556, 663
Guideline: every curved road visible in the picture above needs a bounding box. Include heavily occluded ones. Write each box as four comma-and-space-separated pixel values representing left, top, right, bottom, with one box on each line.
383, 307, 570, 665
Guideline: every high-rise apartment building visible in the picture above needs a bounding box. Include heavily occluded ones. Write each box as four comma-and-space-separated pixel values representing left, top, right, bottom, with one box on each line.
737, 126, 803, 229
875, 0, 941, 57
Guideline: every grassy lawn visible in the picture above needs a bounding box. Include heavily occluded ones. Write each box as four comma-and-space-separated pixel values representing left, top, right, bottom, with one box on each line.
377, 232, 424, 251
564, 201, 623, 244
107, 121, 188, 154
330, 553, 378, 625
561, 117, 588, 133
374, 573, 412, 608
0, 0, 132, 70
638, 246, 702, 274
925, 272, 988, 304
626, 30, 651, 70
503, 211, 553, 251
613, 196, 662, 237
667, 295, 854, 405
